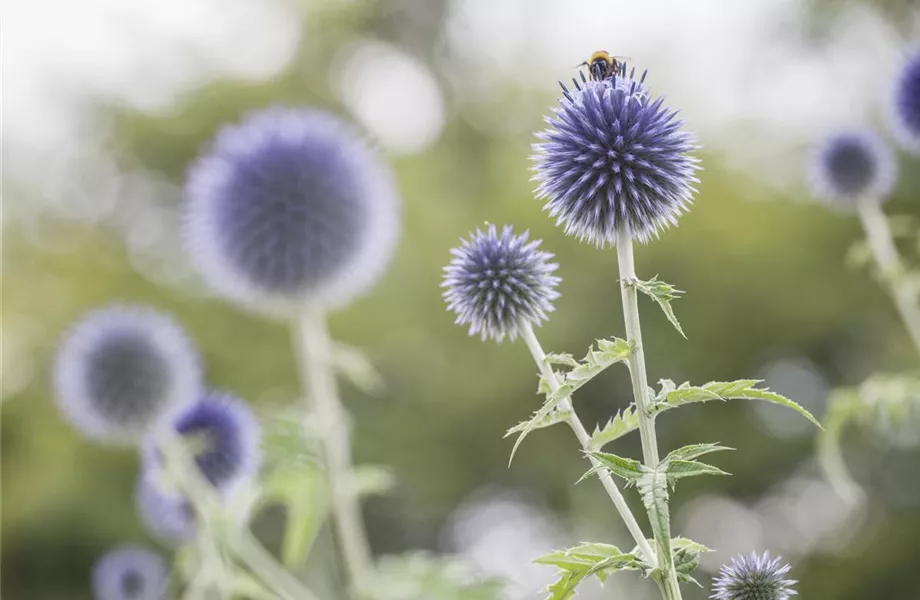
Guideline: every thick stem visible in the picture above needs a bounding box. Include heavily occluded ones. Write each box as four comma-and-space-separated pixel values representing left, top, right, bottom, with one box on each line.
615, 234, 660, 467
857, 200, 920, 359
615, 231, 681, 600
294, 308, 373, 592
518, 320, 658, 568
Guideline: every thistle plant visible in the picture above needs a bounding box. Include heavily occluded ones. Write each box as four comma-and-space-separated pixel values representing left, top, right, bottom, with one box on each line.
810, 52, 920, 505
443, 68, 816, 600
710, 552, 797, 600
92, 544, 169, 600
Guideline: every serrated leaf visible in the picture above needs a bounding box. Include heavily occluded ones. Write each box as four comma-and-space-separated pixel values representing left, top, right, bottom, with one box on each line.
630, 276, 687, 338
549, 338, 632, 401
334, 343, 385, 395
663, 459, 730, 483
508, 394, 565, 466
544, 352, 580, 367
535, 544, 647, 600
637, 470, 672, 572
654, 379, 822, 428
505, 408, 572, 437
589, 406, 641, 450
663, 443, 733, 463
582, 451, 647, 484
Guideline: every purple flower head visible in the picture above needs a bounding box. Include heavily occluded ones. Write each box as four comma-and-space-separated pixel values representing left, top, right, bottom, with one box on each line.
892, 49, 920, 154
808, 130, 896, 209
532, 69, 700, 246
442, 225, 560, 342
184, 106, 400, 315
711, 551, 797, 600
54, 305, 201, 444
92, 544, 168, 600
145, 391, 261, 495
136, 475, 196, 545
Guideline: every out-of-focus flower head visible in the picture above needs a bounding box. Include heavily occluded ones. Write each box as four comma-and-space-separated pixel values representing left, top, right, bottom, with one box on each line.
54, 305, 200, 443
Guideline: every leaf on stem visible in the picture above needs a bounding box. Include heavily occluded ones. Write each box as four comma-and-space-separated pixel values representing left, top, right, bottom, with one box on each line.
588, 406, 641, 450
548, 338, 633, 401
628, 276, 687, 338
535, 543, 648, 600
653, 379, 822, 428
580, 451, 646, 484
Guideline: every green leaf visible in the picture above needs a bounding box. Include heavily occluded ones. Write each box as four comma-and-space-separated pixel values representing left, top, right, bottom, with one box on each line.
544, 352, 581, 368
505, 408, 572, 437
333, 343, 385, 395
259, 464, 328, 568
637, 469, 672, 572
507, 394, 565, 466
549, 338, 632, 401
349, 464, 396, 498
582, 451, 647, 484
663, 443, 734, 463
535, 544, 647, 600
654, 379, 822, 428
588, 406, 641, 450
630, 276, 687, 338
663, 459, 730, 484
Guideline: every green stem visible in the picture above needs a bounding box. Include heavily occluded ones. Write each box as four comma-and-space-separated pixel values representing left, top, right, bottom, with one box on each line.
615, 231, 681, 600
518, 320, 658, 569
158, 434, 322, 600
294, 307, 373, 593
857, 200, 920, 359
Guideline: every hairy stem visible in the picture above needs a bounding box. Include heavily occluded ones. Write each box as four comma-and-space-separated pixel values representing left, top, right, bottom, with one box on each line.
616, 231, 681, 600
294, 308, 373, 593
858, 200, 920, 359
518, 320, 658, 568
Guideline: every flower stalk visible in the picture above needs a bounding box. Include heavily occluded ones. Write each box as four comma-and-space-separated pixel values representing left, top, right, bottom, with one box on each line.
615, 229, 682, 600
518, 320, 658, 568
294, 307, 373, 593
857, 199, 920, 358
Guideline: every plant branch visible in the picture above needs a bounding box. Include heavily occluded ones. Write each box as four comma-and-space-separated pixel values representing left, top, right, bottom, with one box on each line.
294, 307, 373, 593
518, 320, 658, 569
857, 200, 920, 359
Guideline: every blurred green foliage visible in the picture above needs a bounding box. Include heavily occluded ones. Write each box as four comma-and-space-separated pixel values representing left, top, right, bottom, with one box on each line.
3, 1, 920, 599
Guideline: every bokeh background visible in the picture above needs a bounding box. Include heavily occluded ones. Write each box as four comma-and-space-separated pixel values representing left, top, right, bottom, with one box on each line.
3, 0, 920, 598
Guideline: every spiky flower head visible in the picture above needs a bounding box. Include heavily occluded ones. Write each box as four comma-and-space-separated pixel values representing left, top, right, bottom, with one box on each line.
892, 49, 920, 154
808, 130, 896, 209
92, 544, 168, 600
144, 391, 262, 495
54, 305, 201, 443
136, 476, 196, 545
442, 224, 560, 342
184, 106, 400, 315
532, 69, 700, 246
711, 552, 797, 600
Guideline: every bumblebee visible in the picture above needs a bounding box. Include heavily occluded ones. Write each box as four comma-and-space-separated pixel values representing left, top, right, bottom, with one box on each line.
581, 50, 627, 81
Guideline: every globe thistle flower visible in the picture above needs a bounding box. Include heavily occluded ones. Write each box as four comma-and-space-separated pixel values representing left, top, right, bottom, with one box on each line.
145, 391, 262, 495
92, 544, 168, 600
711, 552, 797, 600
442, 224, 560, 342
808, 130, 896, 209
892, 49, 920, 153
184, 106, 400, 315
532, 70, 700, 246
54, 305, 201, 443
136, 475, 196, 545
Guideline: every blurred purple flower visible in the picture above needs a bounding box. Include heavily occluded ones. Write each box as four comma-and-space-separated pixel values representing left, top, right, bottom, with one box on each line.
145, 391, 261, 495
184, 106, 399, 315
893, 49, 920, 154
532, 70, 700, 246
442, 225, 560, 342
808, 131, 896, 208
711, 551, 797, 600
54, 305, 200, 443
92, 544, 168, 600
136, 476, 196, 545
